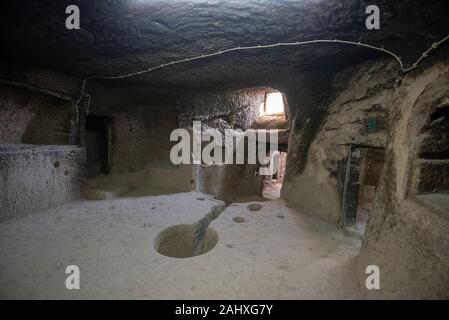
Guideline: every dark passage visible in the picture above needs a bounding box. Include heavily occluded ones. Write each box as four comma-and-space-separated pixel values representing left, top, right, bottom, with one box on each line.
339, 147, 385, 231
86, 114, 109, 178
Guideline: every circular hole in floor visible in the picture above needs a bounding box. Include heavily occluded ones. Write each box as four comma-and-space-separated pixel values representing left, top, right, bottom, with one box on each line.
154, 224, 218, 258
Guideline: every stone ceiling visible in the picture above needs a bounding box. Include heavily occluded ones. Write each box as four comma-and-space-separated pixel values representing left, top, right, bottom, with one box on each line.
1, 0, 448, 90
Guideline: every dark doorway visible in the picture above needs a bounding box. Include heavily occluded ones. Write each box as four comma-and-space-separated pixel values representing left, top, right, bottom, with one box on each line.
339, 146, 385, 235
356, 148, 386, 230
86, 114, 109, 178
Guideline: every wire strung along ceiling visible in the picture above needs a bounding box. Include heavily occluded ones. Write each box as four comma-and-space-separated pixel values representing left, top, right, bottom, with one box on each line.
73, 34, 449, 123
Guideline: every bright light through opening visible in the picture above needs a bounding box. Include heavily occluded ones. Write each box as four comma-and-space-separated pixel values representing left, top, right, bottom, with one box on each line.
260, 92, 284, 115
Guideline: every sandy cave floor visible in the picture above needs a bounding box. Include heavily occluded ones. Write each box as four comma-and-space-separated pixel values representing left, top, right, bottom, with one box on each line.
0, 191, 363, 299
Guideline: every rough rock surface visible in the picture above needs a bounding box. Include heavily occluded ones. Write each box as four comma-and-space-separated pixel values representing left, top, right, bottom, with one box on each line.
357, 62, 449, 299
1, 1, 448, 89
178, 89, 265, 130
280, 53, 449, 298
283, 60, 396, 223
0, 85, 77, 145
0, 145, 85, 221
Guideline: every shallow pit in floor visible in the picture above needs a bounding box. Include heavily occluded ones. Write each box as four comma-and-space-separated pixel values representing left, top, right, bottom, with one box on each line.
154, 224, 218, 258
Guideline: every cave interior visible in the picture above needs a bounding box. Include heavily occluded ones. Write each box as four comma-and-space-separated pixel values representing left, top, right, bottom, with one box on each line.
0, 0, 448, 299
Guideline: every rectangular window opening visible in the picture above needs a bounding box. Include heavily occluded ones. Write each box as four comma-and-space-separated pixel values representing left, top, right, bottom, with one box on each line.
260, 91, 284, 115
